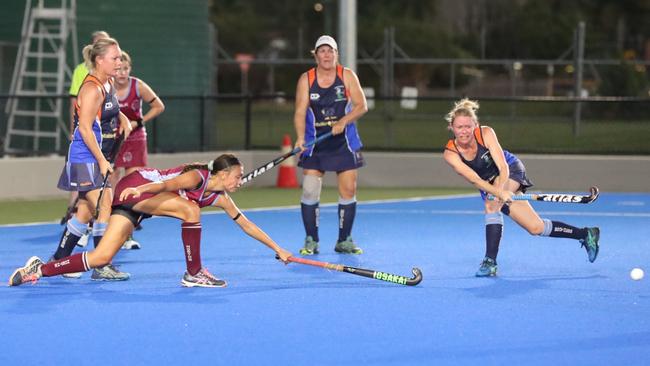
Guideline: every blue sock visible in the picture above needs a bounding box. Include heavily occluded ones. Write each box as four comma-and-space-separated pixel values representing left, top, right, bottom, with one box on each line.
542, 219, 587, 240
92, 222, 108, 248
485, 224, 503, 262
485, 213, 504, 262
301, 203, 319, 242
53, 216, 87, 259
338, 200, 357, 242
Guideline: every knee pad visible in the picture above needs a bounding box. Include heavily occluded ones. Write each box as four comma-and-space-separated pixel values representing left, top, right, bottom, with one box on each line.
301, 175, 322, 204
92, 222, 108, 237
67, 216, 88, 237
485, 212, 504, 226
540, 218, 553, 236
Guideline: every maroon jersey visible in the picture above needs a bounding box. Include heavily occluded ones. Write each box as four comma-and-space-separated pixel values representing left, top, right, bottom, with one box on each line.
118, 77, 146, 141
113, 165, 223, 208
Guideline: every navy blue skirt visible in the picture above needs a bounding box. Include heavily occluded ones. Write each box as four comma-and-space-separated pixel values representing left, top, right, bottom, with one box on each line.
298, 149, 364, 172
480, 159, 533, 201
57, 161, 109, 192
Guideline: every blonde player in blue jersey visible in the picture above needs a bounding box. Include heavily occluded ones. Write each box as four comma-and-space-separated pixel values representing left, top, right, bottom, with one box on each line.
443, 98, 600, 277
53, 37, 132, 281
293, 35, 368, 255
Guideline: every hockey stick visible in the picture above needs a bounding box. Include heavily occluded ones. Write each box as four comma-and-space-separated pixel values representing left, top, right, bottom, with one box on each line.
240, 132, 333, 184
489, 186, 600, 204
93, 134, 125, 220
60, 195, 79, 225
280, 255, 423, 286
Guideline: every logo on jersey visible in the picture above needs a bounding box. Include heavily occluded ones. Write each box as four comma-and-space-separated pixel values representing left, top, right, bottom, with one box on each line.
310, 93, 320, 101
104, 101, 114, 109
334, 85, 346, 101
321, 107, 336, 118
480, 151, 494, 167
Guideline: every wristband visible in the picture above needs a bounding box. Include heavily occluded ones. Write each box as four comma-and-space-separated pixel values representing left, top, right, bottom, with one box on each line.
136, 119, 144, 128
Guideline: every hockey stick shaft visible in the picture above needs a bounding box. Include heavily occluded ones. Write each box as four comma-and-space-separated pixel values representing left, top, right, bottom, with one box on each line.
286, 256, 423, 286
489, 186, 599, 204
240, 132, 333, 184
93, 134, 125, 220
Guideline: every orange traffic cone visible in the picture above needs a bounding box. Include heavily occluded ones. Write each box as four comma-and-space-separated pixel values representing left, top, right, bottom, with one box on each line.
276, 134, 299, 188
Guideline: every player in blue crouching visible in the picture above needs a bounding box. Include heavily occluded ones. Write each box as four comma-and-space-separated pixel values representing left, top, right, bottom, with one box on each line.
443, 98, 600, 277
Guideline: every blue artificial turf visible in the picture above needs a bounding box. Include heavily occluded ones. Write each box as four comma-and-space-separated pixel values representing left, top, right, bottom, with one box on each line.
1, 193, 648, 365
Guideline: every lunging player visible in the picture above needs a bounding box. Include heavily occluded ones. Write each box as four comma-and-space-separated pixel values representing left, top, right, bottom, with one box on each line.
9, 154, 293, 288
443, 98, 600, 277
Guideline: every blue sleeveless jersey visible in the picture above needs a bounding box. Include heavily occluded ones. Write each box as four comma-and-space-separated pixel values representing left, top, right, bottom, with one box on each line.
68, 75, 120, 163
303, 65, 362, 156
445, 126, 519, 182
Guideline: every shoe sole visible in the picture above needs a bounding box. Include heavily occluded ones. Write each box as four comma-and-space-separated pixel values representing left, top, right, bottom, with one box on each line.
8, 256, 42, 286
475, 272, 497, 277
181, 279, 227, 288
8, 268, 24, 286
91, 270, 130, 281
90, 277, 131, 282
588, 228, 600, 263
91, 276, 130, 281
334, 248, 363, 255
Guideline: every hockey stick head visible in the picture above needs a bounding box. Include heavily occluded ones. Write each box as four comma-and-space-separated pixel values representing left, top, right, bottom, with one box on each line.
586, 186, 600, 203
406, 268, 423, 286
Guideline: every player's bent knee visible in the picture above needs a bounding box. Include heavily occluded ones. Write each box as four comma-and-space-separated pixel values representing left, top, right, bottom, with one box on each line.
484, 204, 502, 214
528, 220, 545, 235
180, 204, 201, 222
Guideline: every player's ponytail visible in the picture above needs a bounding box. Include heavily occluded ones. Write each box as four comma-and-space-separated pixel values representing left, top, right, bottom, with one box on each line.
182, 154, 241, 174
82, 37, 119, 72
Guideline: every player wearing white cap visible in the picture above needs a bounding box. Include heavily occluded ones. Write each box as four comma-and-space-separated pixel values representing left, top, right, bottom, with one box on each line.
293, 35, 368, 255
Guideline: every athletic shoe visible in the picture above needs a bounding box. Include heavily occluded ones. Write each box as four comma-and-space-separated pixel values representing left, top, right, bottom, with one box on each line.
76, 231, 89, 248
122, 236, 141, 250
181, 268, 227, 288
91, 264, 130, 281
8, 256, 43, 286
476, 257, 498, 277
62, 272, 83, 279
299, 236, 319, 255
334, 236, 363, 255
580, 227, 600, 263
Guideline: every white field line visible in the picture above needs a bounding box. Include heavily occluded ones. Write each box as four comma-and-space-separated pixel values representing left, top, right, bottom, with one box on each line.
2, 193, 647, 227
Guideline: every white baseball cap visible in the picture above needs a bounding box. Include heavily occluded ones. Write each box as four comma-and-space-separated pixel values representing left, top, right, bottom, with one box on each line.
314, 35, 338, 51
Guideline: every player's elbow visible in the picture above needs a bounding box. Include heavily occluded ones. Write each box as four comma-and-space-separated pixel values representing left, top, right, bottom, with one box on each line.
359, 102, 368, 114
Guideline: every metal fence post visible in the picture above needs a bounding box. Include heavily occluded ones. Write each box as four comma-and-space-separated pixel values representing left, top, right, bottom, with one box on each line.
573, 22, 585, 137
244, 94, 252, 150
199, 94, 206, 151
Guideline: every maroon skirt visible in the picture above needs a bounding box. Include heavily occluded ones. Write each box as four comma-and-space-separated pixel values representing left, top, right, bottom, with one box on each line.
112, 170, 158, 207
